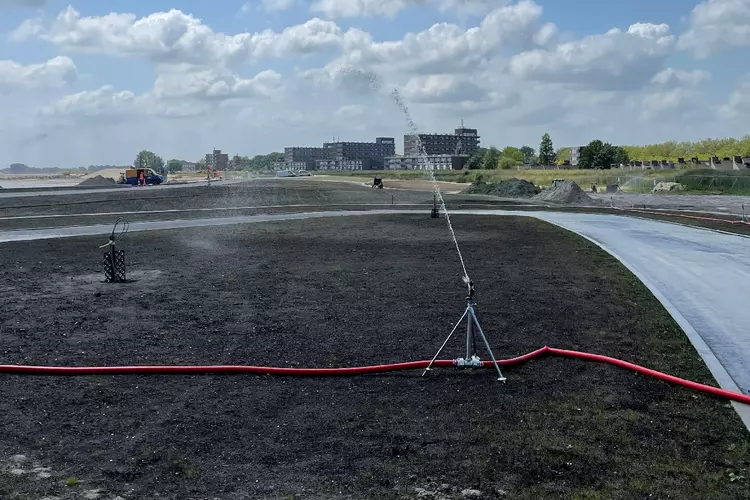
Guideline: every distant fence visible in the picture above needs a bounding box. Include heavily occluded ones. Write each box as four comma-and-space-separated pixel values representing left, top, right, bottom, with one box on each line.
585, 173, 750, 192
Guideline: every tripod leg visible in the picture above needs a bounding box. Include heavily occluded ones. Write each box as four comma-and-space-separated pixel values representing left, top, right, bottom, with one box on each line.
422, 307, 469, 377
470, 308, 507, 382
465, 307, 472, 359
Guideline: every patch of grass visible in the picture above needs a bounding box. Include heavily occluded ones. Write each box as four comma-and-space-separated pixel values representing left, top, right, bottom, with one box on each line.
676, 168, 750, 194
66, 477, 79, 487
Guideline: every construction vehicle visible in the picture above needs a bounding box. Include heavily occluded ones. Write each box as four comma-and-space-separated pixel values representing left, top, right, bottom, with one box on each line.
373, 176, 384, 189
120, 168, 166, 186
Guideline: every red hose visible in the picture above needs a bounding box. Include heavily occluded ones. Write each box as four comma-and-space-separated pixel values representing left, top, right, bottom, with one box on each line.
543, 347, 750, 405
1, 346, 748, 405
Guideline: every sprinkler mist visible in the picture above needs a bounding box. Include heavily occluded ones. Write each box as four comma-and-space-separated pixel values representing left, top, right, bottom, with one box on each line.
388, 87, 505, 379
339, 66, 504, 381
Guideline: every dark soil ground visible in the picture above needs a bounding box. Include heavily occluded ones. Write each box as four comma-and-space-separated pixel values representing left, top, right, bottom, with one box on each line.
1, 215, 749, 500
0, 179, 433, 218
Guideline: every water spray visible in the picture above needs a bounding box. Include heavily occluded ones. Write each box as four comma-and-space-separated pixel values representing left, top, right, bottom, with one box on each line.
336, 67, 501, 380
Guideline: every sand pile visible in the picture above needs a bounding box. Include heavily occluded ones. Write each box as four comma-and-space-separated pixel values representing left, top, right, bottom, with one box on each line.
534, 180, 596, 205
464, 178, 540, 198
78, 175, 116, 187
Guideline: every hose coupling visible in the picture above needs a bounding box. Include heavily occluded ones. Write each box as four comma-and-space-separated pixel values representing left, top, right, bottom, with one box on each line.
454, 355, 482, 368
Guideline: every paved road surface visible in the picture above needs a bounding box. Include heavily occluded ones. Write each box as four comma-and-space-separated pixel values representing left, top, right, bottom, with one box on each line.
1, 209, 748, 425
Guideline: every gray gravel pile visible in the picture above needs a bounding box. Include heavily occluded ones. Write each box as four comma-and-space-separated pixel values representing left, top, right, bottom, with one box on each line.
464, 178, 540, 198
78, 175, 116, 187
534, 180, 597, 205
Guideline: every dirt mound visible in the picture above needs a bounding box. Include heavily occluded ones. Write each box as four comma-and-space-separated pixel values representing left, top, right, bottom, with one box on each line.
78, 175, 116, 187
534, 180, 596, 205
80, 168, 125, 181
464, 178, 540, 198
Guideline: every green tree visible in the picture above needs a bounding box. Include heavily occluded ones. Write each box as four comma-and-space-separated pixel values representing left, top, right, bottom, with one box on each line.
519, 146, 535, 164
245, 152, 285, 170
498, 156, 517, 169
167, 159, 183, 173
501, 146, 524, 164
134, 150, 165, 173
612, 146, 629, 167
539, 133, 555, 165
556, 147, 571, 162
578, 140, 628, 169
467, 148, 487, 170
482, 146, 501, 170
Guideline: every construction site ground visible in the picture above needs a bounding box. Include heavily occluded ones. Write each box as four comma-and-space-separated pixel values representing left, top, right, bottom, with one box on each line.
1, 209, 749, 499
2, 179, 749, 237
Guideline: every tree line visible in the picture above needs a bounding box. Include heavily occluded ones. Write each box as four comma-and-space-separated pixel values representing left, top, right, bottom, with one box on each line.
465, 134, 750, 171
621, 136, 750, 161
132, 150, 285, 174
466, 133, 558, 169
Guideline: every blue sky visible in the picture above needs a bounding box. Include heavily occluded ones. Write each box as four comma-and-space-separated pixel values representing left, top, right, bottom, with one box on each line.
0, 0, 749, 167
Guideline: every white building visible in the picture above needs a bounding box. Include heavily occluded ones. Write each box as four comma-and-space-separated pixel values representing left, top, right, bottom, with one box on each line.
569, 147, 582, 167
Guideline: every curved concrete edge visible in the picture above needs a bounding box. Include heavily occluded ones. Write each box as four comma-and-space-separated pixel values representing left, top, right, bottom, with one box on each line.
542, 220, 750, 431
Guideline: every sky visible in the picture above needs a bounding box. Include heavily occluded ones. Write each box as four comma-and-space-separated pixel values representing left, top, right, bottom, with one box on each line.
0, 0, 749, 168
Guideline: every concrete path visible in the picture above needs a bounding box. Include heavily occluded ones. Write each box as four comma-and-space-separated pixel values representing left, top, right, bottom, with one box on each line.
1, 209, 748, 425
525, 211, 750, 427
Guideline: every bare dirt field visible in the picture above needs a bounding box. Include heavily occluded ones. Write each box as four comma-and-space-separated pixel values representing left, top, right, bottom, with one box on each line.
1, 214, 749, 499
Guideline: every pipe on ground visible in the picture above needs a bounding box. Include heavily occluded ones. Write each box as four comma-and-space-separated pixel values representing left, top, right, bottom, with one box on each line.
1, 346, 748, 406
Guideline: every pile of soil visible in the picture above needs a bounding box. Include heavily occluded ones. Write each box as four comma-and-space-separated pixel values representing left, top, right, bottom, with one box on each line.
534, 180, 596, 205
463, 178, 540, 198
78, 175, 116, 187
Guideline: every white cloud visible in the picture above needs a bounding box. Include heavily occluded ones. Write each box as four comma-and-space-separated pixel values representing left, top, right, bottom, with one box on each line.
336, 1, 545, 74
310, 0, 418, 18
0, 56, 76, 93
334, 104, 367, 117
719, 73, 750, 117
309, 0, 498, 18
36, 85, 214, 123
532, 22, 557, 46
152, 68, 284, 100
12, 6, 348, 67
3, 1, 750, 168
509, 23, 675, 90
401, 74, 487, 103
38, 66, 283, 122
37, 86, 143, 119
650, 68, 711, 87
678, 0, 750, 58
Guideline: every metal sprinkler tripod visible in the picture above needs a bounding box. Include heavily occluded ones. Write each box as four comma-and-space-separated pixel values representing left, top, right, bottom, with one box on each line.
422, 280, 507, 381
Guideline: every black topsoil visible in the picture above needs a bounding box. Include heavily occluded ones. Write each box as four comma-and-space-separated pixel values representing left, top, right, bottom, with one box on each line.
1, 212, 749, 499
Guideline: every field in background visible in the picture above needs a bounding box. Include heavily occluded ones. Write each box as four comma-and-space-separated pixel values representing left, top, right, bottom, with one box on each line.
321, 168, 750, 194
